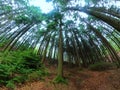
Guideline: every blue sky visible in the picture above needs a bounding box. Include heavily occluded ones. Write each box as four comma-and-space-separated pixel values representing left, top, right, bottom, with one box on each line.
29, 0, 53, 13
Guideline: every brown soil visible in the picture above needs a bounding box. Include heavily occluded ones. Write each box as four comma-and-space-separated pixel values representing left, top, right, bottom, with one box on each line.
0, 66, 120, 90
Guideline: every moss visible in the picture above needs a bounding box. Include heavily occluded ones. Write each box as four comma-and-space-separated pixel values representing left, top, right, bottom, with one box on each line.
53, 75, 68, 84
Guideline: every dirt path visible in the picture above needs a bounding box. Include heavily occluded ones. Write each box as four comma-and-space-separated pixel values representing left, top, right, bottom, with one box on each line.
1, 67, 120, 90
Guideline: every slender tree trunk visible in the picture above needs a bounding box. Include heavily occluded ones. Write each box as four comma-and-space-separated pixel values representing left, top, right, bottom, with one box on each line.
3, 23, 33, 50
57, 19, 63, 77
88, 24, 120, 66
89, 7, 120, 19
41, 34, 51, 63
67, 7, 120, 32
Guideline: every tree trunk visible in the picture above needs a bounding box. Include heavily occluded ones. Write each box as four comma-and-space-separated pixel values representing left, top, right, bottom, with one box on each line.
88, 24, 120, 66
66, 7, 120, 32
41, 34, 51, 63
57, 19, 63, 77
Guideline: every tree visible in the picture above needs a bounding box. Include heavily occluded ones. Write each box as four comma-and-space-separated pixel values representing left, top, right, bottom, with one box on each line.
0, 0, 120, 82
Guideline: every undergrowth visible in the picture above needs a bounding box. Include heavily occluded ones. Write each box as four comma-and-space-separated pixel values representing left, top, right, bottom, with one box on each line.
0, 50, 48, 89
88, 61, 115, 71
53, 75, 68, 84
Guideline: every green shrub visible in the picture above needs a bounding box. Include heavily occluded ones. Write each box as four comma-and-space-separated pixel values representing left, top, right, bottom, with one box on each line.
28, 69, 49, 81
28, 71, 42, 81
0, 49, 48, 88
23, 55, 41, 69
53, 76, 68, 84
6, 81, 15, 90
0, 64, 13, 85
12, 75, 28, 83
88, 61, 114, 71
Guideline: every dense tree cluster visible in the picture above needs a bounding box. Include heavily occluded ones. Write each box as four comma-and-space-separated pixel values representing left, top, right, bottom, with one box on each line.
0, 0, 120, 80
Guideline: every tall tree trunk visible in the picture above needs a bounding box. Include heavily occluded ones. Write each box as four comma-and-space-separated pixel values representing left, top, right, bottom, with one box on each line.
67, 7, 120, 32
89, 7, 120, 18
41, 34, 51, 63
88, 24, 120, 66
57, 19, 63, 77
3, 23, 33, 51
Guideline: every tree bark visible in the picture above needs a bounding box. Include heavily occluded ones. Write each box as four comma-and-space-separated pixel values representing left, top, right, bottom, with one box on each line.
57, 19, 63, 77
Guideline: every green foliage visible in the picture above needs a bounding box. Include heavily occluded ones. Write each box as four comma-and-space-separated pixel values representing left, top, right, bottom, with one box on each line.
27, 6, 43, 21
14, 0, 28, 6
22, 52, 41, 69
2, 5, 12, 12
28, 70, 46, 81
12, 75, 27, 83
6, 81, 15, 90
88, 61, 115, 71
53, 76, 68, 84
14, 6, 44, 24
14, 14, 31, 24
47, 21, 57, 29
0, 50, 48, 89
0, 64, 12, 85
0, 39, 9, 47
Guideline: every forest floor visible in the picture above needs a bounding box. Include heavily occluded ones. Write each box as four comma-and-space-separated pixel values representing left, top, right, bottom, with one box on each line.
1, 64, 120, 90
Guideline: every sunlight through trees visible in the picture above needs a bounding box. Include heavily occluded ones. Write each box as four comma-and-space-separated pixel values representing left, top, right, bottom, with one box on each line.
0, 0, 120, 85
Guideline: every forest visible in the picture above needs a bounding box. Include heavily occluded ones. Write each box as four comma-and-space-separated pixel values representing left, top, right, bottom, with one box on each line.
0, 0, 120, 90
